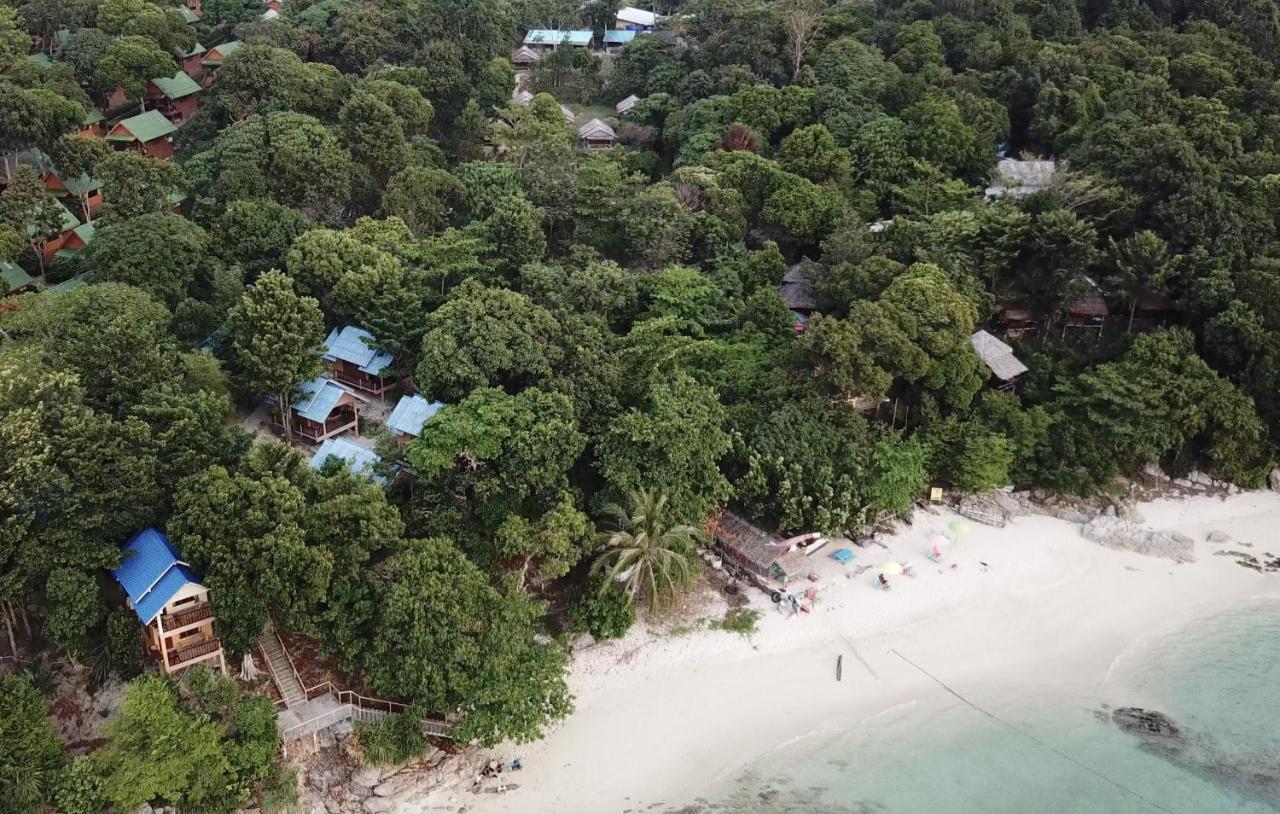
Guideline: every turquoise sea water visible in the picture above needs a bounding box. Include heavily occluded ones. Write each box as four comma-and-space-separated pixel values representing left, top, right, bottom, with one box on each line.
695, 599, 1280, 814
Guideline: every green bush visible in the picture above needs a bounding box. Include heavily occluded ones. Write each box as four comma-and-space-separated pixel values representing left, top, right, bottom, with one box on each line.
354, 707, 428, 766
104, 608, 147, 679
53, 758, 102, 814
258, 765, 299, 814
568, 583, 635, 641
712, 608, 760, 637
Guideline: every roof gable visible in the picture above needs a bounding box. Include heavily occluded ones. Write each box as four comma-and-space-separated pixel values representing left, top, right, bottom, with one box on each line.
291, 375, 364, 423
107, 110, 176, 143
112, 529, 202, 623
386, 394, 444, 437
309, 437, 388, 485
1, 260, 34, 294
323, 325, 392, 375
970, 330, 1028, 380
150, 71, 202, 100
616, 6, 657, 26
579, 118, 615, 139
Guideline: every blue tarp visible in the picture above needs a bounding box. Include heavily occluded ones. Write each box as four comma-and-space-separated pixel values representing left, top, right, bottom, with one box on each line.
831, 548, 855, 564
386, 394, 443, 438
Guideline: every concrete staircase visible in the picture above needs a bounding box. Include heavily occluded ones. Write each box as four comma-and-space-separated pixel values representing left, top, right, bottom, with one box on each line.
258, 626, 306, 709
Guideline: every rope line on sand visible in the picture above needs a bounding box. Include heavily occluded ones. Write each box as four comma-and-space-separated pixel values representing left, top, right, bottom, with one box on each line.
890, 649, 1179, 814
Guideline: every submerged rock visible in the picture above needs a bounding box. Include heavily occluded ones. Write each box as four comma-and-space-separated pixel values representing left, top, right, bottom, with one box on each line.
1112, 707, 1181, 740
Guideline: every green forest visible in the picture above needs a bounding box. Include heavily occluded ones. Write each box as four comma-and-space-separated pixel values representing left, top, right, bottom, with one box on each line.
4, 0, 1280, 809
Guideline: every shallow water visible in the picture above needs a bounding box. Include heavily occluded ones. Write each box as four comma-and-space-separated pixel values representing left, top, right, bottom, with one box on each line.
688, 599, 1280, 814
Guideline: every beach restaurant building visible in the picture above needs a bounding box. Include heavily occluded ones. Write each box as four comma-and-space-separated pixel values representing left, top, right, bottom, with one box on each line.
710, 510, 810, 591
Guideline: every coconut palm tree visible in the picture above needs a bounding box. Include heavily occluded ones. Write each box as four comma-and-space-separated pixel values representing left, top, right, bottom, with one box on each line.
591, 490, 703, 612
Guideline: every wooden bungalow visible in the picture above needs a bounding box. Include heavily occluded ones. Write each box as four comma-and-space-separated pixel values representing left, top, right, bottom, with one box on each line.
178, 42, 208, 81
271, 375, 366, 443
523, 30, 594, 51
778, 264, 817, 332
995, 305, 1039, 340
615, 94, 641, 116
322, 325, 396, 396
511, 46, 540, 68
603, 30, 637, 53
970, 330, 1028, 389
52, 222, 95, 266
146, 72, 202, 124
106, 111, 177, 159
1063, 279, 1108, 335
559, 104, 576, 125
176, 4, 200, 23
2, 260, 35, 297
185, 0, 202, 15
49, 171, 103, 222
710, 510, 809, 592
578, 118, 616, 149
386, 393, 444, 445
77, 108, 105, 139
33, 200, 81, 266
309, 437, 389, 484
199, 40, 243, 85
112, 528, 226, 675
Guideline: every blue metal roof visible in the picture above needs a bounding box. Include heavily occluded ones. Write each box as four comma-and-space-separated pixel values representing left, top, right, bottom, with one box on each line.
112, 529, 200, 624
323, 326, 392, 375
292, 376, 355, 423
604, 30, 636, 44
524, 29, 593, 46
386, 394, 443, 438
309, 437, 389, 485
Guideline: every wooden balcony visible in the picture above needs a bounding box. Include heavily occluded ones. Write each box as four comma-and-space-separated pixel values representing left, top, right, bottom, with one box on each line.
329, 368, 390, 396
161, 602, 212, 632
166, 636, 223, 671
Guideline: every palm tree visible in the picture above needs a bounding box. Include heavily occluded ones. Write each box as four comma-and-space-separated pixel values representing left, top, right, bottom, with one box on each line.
591, 490, 703, 613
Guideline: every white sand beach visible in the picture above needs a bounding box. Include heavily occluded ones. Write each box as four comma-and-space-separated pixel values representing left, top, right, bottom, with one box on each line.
438, 492, 1280, 814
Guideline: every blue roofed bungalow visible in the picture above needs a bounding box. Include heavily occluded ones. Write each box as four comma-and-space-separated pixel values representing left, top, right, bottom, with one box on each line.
111, 529, 226, 674
386, 393, 444, 444
523, 29, 594, 50
270, 375, 368, 444
323, 325, 397, 396
309, 437, 391, 485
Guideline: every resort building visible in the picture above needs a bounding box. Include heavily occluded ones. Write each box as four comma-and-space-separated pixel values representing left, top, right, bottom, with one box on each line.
146, 72, 203, 124
710, 511, 809, 591
523, 30, 594, 51
52, 222, 95, 266
615, 6, 657, 30
77, 108, 105, 138
106, 111, 177, 159
984, 157, 1057, 199
271, 375, 366, 443
511, 46, 540, 68
560, 104, 576, 124
199, 40, 243, 85
970, 330, 1028, 389
603, 30, 637, 53
2, 260, 34, 297
578, 118, 616, 149
322, 325, 396, 397
308, 437, 389, 485
48, 171, 103, 222
386, 393, 444, 444
778, 265, 817, 331
615, 94, 641, 116
179, 42, 208, 80
34, 200, 82, 266
112, 528, 226, 675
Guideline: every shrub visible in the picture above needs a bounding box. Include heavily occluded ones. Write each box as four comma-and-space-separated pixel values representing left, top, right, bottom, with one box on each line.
354, 707, 427, 766
713, 608, 760, 637
53, 758, 102, 814
568, 583, 635, 641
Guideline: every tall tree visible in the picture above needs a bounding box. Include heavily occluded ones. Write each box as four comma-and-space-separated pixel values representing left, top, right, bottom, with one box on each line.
0, 674, 64, 813
591, 490, 701, 612
225, 270, 324, 439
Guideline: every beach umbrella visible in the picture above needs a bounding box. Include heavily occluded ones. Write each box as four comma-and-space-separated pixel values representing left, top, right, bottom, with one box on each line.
948, 520, 970, 535
879, 561, 905, 577
928, 533, 951, 548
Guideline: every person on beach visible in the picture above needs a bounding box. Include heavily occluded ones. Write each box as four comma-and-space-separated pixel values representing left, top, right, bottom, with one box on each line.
879, 574, 890, 590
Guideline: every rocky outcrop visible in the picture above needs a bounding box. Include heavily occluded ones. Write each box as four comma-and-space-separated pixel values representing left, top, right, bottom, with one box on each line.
1081, 516, 1196, 562
1112, 707, 1181, 739
291, 735, 463, 814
